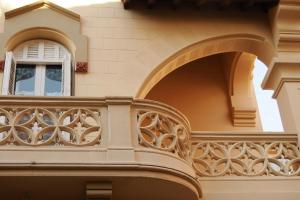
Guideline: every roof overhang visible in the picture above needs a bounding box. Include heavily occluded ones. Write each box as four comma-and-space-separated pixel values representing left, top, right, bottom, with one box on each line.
122, 0, 279, 10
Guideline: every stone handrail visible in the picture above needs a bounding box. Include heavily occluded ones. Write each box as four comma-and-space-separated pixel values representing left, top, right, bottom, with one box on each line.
191, 132, 300, 177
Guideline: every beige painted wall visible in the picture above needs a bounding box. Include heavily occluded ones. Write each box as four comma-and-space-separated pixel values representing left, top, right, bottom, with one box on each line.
201, 178, 300, 200
0, 1, 271, 132
71, 3, 273, 97
1, 2, 300, 200
0, 1, 274, 97
146, 54, 261, 131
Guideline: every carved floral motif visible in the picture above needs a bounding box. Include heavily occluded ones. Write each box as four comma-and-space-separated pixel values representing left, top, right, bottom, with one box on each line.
75, 61, 88, 73
137, 111, 190, 160
192, 141, 300, 177
0, 107, 101, 146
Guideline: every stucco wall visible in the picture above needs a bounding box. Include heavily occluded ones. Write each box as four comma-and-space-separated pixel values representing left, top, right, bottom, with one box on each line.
0, 1, 274, 97
72, 3, 274, 97
0, 1, 275, 131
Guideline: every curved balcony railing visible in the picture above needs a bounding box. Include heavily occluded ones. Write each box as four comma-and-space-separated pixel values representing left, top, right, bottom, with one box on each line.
133, 99, 191, 162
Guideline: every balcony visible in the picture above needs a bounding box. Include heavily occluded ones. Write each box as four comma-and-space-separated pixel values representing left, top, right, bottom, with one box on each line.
0, 96, 299, 199
0, 96, 200, 200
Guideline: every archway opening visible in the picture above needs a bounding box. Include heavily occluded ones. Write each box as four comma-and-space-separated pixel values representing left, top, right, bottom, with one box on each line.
145, 53, 241, 131
145, 52, 283, 132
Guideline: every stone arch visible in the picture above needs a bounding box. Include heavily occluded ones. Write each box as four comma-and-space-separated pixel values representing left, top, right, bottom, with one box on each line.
136, 34, 275, 99
138, 34, 275, 128
5, 27, 76, 59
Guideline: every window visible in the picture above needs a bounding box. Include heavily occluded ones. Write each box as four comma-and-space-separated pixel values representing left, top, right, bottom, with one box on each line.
2, 40, 71, 96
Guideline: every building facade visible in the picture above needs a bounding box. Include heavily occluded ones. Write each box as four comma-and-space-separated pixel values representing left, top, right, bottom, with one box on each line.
0, 0, 300, 199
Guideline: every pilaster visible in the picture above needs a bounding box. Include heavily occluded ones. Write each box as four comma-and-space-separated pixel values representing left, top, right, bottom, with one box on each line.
266, 63, 300, 133
105, 97, 135, 162
264, 0, 300, 142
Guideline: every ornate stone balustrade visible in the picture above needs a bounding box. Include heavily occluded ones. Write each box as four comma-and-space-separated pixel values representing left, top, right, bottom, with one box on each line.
0, 97, 193, 165
0, 97, 191, 149
136, 109, 190, 161
0, 97, 106, 147
0, 107, 101, 146
191, 132, 300, 177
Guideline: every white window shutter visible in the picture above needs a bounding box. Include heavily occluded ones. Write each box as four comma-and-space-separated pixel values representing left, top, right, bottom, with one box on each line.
26, 42, 39, 59
44, 41, 56, 59
2, 52, 15, 95
62, 52, 71, 96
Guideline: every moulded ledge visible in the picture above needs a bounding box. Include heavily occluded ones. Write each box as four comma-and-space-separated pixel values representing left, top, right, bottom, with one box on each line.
0, 146, 201, 199
0, 169, 201, 200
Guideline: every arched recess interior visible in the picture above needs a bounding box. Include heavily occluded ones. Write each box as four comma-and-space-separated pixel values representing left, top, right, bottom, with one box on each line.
138, 34, 275, 128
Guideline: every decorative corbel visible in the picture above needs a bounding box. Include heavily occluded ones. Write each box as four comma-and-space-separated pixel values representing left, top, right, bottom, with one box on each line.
227, 52, 258, 127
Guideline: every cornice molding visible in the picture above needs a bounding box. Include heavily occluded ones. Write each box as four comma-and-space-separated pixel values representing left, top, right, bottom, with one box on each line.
263, 1, 300, 89
191, 132, 298, 141
279, 30, 300, 42
4, 0, 80, 22
280, 0, 300, 6
276, 2, 300, 42
273, 77, 300, 98
263, 60, 300, 94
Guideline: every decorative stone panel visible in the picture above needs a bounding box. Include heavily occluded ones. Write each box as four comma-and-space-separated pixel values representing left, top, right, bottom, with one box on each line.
136, 110, 190, 161
75, 62, 88, 73
0, 107, 101, 146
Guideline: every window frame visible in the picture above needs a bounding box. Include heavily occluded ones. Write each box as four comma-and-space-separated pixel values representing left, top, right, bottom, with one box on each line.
2, 40, 71, 96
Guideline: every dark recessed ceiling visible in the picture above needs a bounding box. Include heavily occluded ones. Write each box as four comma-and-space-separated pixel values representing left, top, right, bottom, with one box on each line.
122, 0, 279, 11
